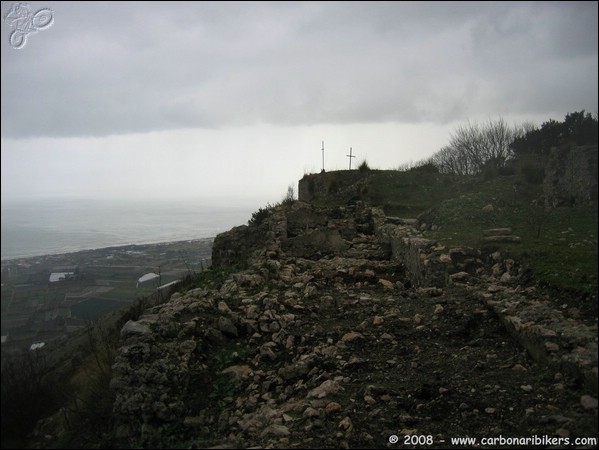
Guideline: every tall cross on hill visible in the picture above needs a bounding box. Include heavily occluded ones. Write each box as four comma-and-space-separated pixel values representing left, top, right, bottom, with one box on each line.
321, 141, 325, 172
347, 147, 356, 170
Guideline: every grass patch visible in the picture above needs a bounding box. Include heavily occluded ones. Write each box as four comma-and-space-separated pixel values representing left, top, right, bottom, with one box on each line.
421, 176, 597, 295
519, 205, 598, 294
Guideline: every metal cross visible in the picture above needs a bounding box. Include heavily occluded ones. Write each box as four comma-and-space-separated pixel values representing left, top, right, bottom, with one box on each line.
347, 147, 356, 170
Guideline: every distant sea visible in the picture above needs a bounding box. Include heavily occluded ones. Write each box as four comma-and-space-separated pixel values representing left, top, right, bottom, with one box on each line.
1, 198, 257, 260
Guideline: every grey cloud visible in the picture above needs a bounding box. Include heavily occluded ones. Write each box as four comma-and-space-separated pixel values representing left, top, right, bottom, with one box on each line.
1, 1, 597, 139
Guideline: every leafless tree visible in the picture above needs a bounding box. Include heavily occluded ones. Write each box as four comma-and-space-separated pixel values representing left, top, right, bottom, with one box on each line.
484, 118, 515, 165
430, 118, 527, 175
283, 183, 296, 203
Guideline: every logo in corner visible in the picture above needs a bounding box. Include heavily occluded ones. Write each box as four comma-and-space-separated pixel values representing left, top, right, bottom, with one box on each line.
3, 2, 54, 49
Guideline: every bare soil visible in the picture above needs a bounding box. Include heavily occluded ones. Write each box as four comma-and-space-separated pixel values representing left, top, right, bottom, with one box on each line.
188, 278, 598, 449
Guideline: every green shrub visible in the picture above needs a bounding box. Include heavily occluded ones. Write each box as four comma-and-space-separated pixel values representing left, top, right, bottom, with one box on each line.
358, 160, 371, 171
248, 205, 271, 226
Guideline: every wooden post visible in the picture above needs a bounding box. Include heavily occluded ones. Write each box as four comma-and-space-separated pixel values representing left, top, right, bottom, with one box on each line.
321, 141, 325, 172
347, 147, 356, 170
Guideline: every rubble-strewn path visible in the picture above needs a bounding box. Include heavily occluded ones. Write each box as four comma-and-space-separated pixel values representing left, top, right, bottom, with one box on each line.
111, 202, 597, 448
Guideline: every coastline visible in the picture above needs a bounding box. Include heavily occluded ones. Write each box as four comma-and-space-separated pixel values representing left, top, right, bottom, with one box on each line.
0, 237, 216, 263
1, 198, 256, 262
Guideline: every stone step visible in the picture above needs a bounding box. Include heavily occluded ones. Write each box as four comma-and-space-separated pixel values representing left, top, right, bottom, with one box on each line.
386, 217, 419, 226
481, 235, 521, 243
483, 227, 513, 236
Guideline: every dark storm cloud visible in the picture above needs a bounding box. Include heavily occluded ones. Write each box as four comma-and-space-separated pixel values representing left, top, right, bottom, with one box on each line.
1, 1, 597, 139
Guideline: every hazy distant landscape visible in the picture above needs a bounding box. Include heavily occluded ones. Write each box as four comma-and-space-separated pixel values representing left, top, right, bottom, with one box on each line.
1, 199, 255, 260
1, 239, 213, 354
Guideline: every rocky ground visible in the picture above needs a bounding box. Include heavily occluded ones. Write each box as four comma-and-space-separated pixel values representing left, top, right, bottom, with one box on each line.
107, 202, 597, 449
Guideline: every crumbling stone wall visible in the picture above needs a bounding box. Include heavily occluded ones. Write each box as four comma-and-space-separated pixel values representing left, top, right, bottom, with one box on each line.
213, 201, 382, 265
374, 222, 484, 289
211, 222, 272, 268
298, 171, 370, 203
544, 145, 598, 207
213, 201, 485, 289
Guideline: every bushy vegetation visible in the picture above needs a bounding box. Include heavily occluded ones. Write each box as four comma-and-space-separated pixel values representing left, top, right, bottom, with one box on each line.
248, 205, 271, 226
511, 110, 598, 159
426, 111, 598, 176
358, 160, 371, 171
1, 351, 64, 448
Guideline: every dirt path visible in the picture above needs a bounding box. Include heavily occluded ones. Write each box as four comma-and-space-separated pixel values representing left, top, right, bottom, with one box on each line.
282, 282, 598, 448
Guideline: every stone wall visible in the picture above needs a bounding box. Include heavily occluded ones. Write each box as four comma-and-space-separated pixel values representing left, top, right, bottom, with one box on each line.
211, 223, 270, 268
374, 220, 485, 289
298, 171, 371, 203
544, 145, 598, 207
212, 201, 488, 290
213, 201, 388, 265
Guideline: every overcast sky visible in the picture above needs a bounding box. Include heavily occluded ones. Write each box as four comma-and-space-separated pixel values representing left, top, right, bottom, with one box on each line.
1, 1, 597, 207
